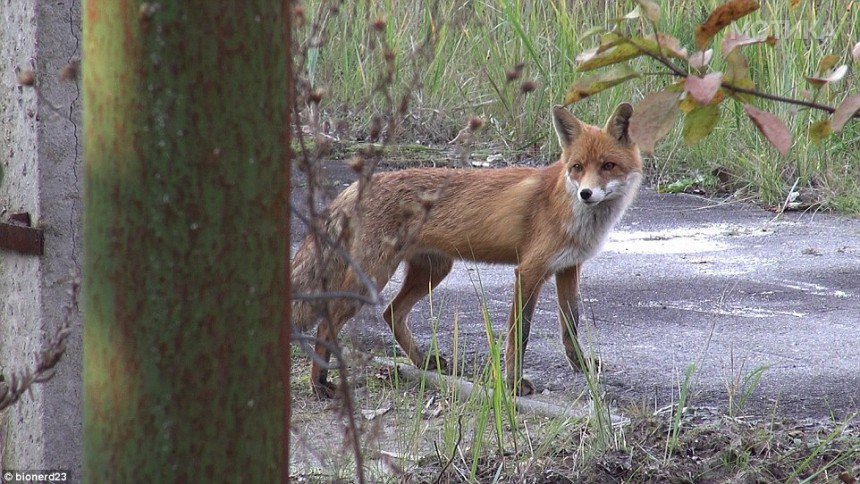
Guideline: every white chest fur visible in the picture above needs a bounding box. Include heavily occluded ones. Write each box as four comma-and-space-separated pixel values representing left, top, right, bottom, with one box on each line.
547, 173, 640, 273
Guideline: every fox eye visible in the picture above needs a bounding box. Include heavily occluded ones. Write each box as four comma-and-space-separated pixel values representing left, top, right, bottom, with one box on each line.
571, 163, 583, 172
602, 162, 616, 171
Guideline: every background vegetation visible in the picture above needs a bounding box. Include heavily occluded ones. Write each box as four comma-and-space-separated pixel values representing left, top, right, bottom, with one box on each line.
298, 0, 859, 212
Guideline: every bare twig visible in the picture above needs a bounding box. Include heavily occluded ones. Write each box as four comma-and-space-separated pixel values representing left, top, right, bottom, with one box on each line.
433, 413, 465, 484
0, 278, 78, 412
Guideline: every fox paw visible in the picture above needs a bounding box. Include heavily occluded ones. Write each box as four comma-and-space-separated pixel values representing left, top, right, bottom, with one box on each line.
311, 380, 338, 400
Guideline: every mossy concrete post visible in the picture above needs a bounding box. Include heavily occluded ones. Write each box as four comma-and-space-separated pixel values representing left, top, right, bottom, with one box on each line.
0, 0, 82, 478
83, 2, 289, 480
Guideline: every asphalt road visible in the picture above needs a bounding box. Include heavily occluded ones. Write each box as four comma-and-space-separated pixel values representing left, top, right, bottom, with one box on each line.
294, 167, 859, 419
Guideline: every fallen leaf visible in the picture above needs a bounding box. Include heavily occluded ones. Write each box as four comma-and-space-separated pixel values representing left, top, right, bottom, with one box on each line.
695, 0, 760, 49
685, 72, 723, 104
361, 405, 392, 420
683, 104, 721, 145
565, 65, 640, 104
689, 49, 714, 69
629, 91, 681, 154
831, 93, 860, 132
743, 104, 792, 156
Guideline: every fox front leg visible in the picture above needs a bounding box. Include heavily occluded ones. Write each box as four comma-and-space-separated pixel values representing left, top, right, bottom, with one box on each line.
556, 265, 600, 372
504, 267, 546, 396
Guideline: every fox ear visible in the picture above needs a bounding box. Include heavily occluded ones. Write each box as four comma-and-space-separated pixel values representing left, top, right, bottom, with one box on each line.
605, 103, 633, 145
552, 105, 583, 148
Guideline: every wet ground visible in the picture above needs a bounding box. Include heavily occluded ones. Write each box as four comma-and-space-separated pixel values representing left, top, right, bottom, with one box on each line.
292, 160, 859, 419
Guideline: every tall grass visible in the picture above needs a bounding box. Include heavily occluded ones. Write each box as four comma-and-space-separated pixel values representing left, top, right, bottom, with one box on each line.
299, 0, 860, 212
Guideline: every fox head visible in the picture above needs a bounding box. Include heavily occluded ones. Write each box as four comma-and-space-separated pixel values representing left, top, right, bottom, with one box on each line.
552, 104, 643, 206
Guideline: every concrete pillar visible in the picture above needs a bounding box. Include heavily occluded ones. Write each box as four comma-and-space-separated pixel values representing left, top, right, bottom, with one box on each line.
1, 0, 82, 480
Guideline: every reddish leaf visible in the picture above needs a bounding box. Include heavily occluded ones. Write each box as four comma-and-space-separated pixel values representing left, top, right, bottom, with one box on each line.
695, 0, 760, 49
743, 104, 791, 156
629, 91, 681, 154
650, 33, 688, 59
721, 32, 776, 57
805, 65, 848, 86
689, 49, 714, 69
685, 73, 723, 105
832, 93, 860, 132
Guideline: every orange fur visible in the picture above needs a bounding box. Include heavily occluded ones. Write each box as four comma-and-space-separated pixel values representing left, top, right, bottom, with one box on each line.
292, 104, 643, 398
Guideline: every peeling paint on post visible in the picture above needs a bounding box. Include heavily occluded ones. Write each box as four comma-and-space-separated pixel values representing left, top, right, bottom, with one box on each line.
83, 2, 288, 481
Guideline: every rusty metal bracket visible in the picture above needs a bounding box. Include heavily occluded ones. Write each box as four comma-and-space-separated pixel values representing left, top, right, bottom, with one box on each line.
0, 212, 44, 256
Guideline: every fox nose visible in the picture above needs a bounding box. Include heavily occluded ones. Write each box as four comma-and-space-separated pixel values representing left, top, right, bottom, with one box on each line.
579, 188, 592, 201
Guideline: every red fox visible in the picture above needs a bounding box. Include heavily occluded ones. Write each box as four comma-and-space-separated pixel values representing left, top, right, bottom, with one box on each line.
292, 104, 643, 398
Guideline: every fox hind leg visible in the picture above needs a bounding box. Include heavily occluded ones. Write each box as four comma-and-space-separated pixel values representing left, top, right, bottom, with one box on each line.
383, 253, 454, 373
310, 261, 394, 399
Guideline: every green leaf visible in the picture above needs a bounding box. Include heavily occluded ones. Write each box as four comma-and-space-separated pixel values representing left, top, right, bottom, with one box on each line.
809, 119, 832, 143
817, 54, 839, 75
579, 26, 606, 41
564, 66, 640, 104
683, 104, 721, 145
577, 42, 643, 71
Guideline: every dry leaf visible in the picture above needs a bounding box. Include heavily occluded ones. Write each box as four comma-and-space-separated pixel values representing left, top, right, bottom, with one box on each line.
623, 5, 642, 20
685, 72, 723, 105
636, 0, 661, 23
361, 405, 392, 421
743, 104, 791, 156
629, 91, 681, 154
831, 93, 860, 132
689, 49, 714, 69
695, 0, 760, 49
